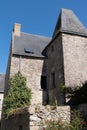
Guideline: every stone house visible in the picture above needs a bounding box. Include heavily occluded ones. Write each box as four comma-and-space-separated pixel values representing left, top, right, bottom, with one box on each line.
1, 8, 87, 130
43, 8, 87, 105
5, 23, 51, 106
4, 8, 87, 106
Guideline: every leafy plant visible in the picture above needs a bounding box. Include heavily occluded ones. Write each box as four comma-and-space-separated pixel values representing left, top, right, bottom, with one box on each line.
60, 83, 66, 93
67, 82, 87, 105
3, 72, 32, 118
41, 110, 84, 130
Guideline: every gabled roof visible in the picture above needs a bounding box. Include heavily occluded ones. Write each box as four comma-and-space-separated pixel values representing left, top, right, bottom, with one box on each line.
13, 32, 51, 58
53, 8, 87, 38
0, 74, 5, 93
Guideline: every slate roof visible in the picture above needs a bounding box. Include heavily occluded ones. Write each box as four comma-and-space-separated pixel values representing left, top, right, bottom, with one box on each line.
13, 32, 51, 58
53, 8, 87, 38
0, 74, 5, 93
42, 8, 87, 55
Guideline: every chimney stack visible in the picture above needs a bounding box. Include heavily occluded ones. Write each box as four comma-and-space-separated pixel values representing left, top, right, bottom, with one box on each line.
13, 23, 21, 36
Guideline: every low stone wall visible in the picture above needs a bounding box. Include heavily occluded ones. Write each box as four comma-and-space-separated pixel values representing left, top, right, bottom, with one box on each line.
1, 105, 70, 130
29, 105, 70, 130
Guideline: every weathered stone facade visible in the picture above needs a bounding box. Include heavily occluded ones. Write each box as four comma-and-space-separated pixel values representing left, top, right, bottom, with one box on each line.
45, 33, 87, 105
63, 34, 87, 88
46, 34, 65, 105
10, 56, 44, 105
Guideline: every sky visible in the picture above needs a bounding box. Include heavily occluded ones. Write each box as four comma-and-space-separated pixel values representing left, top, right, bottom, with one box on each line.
0, 0, 87, 74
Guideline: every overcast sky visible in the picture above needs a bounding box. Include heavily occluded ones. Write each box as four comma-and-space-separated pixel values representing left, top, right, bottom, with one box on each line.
0, 0, 87, 74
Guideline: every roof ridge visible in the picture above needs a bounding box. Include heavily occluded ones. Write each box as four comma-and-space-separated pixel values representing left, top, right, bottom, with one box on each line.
21, 32, 51, 39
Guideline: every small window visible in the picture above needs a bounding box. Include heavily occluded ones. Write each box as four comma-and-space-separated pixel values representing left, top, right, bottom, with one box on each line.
51, 72, 56, 88
19, 125, 23, 130
24, 48, 34, 54
41, 76, 47, 89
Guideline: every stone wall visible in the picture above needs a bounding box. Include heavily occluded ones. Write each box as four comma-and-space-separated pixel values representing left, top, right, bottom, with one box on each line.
46, 33, 65, 105
29, 105, 70, 130
46, 32, 87, 105
8, 55, 45, 106
1, 105, 70, 130
63, 33, 87, 88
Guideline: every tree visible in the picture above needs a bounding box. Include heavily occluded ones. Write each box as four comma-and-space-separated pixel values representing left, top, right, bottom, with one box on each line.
3, 72, 32, 118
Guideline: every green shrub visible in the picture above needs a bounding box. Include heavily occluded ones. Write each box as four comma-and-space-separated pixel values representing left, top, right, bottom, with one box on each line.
3, 72, 32, 118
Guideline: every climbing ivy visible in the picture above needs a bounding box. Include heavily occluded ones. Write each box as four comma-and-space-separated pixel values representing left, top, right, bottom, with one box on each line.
3, 72, 32, 118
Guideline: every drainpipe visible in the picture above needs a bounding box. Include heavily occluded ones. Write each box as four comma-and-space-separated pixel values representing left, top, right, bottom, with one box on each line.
19, 56, 21, 73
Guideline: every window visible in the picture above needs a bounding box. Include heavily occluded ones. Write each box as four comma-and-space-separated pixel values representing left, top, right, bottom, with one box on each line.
41, 76, 47, 89
24, 48, 34, 54
51, 72, 56, 88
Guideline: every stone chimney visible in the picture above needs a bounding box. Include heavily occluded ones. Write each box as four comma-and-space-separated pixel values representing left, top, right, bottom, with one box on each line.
13, 23, 21, 36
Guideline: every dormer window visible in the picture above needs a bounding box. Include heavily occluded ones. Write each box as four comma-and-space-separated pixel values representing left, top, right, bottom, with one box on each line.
24, 48, 34, 54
